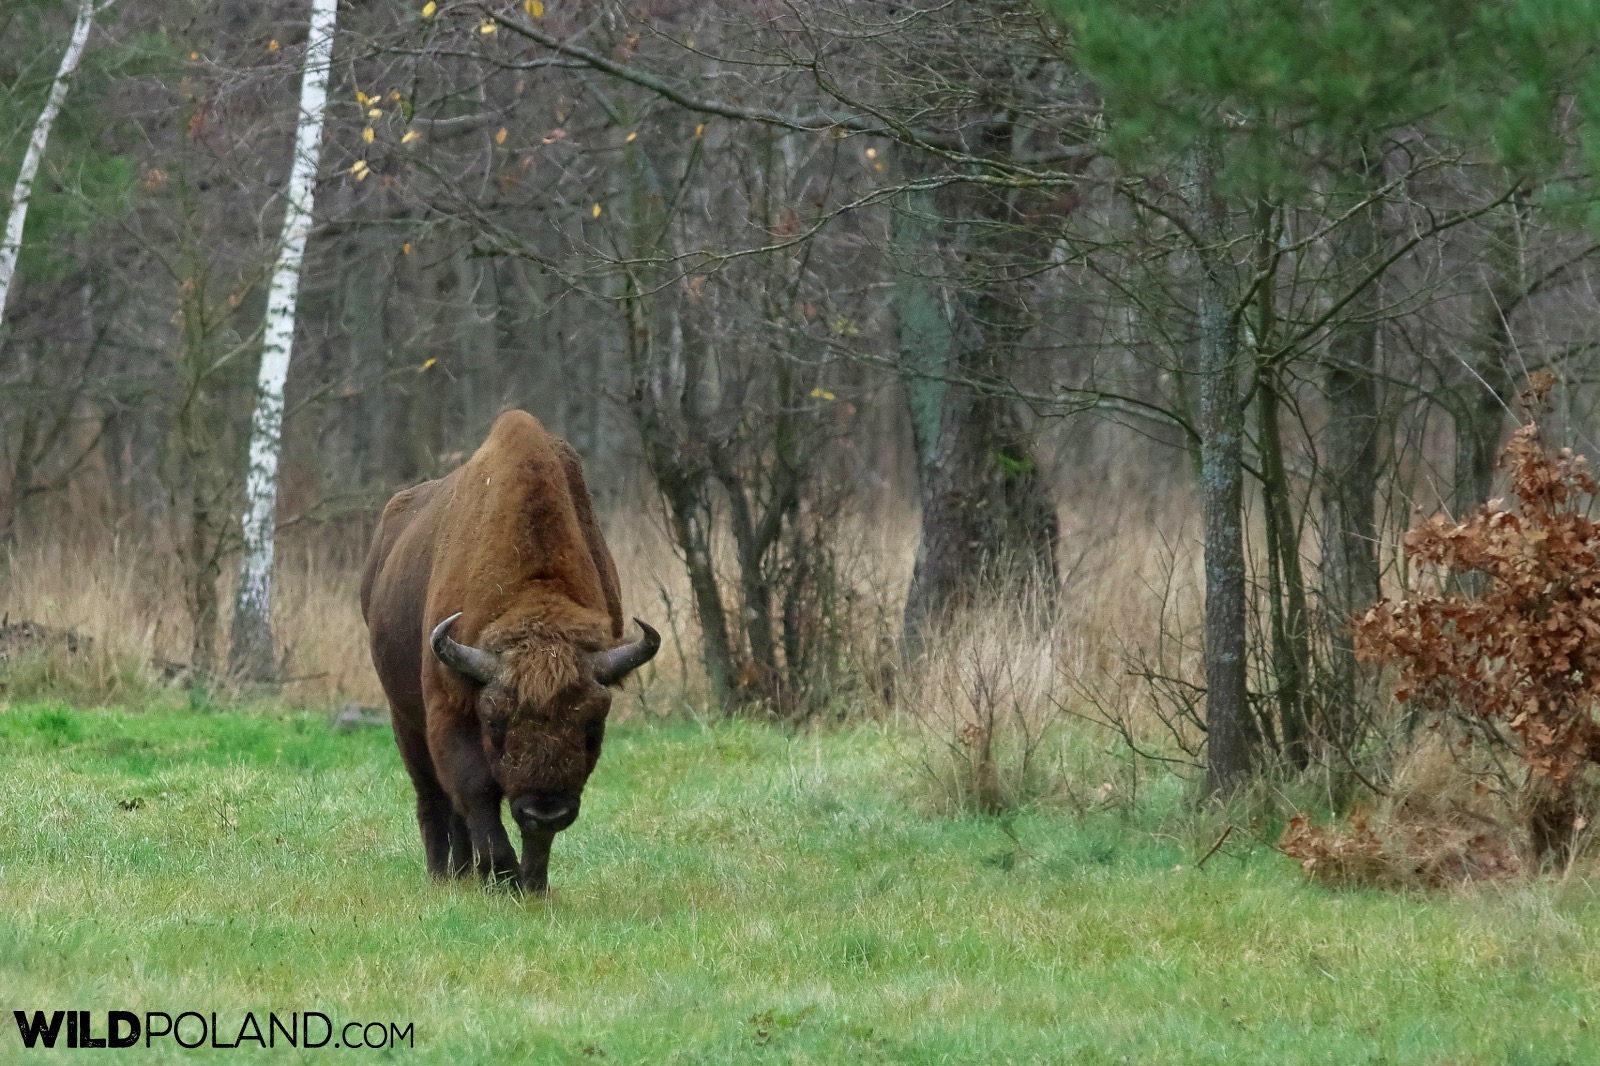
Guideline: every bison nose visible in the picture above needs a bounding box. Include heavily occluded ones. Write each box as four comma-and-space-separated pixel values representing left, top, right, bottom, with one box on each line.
513, 792, 579, 830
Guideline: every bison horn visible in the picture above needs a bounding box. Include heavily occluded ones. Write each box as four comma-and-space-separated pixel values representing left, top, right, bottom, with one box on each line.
430, 612, 501, 685
589, 618, 661, 686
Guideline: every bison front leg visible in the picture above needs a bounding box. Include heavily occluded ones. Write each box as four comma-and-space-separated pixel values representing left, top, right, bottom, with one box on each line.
434, 723, 520, 888
464, 806, 520, 887
447, 812, 473, 878
519, 827, 556, 894
416, 795, 456, 879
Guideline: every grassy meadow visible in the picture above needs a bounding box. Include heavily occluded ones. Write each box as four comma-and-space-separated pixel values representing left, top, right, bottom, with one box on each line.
1, 697, 1597, 1065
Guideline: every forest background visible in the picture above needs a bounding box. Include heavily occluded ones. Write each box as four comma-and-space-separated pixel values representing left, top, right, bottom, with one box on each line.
7, 0, 1600, 819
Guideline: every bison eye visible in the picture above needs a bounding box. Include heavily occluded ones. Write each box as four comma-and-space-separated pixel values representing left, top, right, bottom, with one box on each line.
476, 697, 509, 748
583, 716, 606, 753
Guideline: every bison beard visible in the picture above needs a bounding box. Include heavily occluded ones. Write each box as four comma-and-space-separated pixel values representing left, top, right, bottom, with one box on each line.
360, 412, 659, 893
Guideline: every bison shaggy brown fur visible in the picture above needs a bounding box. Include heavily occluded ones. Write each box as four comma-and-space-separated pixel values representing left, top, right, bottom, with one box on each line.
360, 411, 658, 892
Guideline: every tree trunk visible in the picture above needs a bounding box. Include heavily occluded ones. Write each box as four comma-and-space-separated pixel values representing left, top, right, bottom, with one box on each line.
228, 0, 339, 684
1444, 201, 1522, 602
627, 294, 739, 709
1452, 203, 1522, 521
1, 404, 41, 545
1452, 363, 1511, 521
0, 0, 104, 323
1257, 365, 1311, 767
900, 191, 1059, 657
189, 470, 224, 677
1247, 200, 1311, 768
1320, 145, 1384, 752
451, 251, 501, 439
1191, 137, 1252, 795
891, 188, 954, 492
660, 476, 738, 707
902, 379, 1059, 655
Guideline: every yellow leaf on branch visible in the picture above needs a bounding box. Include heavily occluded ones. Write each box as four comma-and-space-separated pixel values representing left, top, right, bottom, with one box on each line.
525, 0, 544, 17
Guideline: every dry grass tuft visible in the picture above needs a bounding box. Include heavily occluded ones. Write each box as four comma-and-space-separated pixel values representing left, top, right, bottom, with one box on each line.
900, 585, 1067, 814
1280, 735, 1537, 890
271, 541, 383, 704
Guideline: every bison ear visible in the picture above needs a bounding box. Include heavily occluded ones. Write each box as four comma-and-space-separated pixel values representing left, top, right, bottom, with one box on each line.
431, 612, 502, 685
589, 618, 661, 686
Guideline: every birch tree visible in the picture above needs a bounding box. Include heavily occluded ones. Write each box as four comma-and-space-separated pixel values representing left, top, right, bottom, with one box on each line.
0, 0, 107, 324
227, 0, 339, 684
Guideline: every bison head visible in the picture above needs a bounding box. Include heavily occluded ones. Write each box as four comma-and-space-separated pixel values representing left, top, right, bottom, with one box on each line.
430, 612, 658, 856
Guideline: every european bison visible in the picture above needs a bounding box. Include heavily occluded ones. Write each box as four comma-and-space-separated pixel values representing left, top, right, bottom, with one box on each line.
360, 411, 658, 892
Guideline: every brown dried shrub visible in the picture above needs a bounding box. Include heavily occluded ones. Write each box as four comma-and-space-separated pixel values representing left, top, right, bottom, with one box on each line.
1280, 810, 1525, 890
1279, 813, 1398, 888
1354, 373, 1600, 862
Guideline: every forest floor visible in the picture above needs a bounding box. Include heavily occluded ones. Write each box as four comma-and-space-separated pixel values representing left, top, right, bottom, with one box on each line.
0, 699, 1597, 1065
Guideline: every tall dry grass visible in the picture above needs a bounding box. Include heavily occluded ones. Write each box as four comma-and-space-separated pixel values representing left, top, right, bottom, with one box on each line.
890, 510, 1206, 813
0, 506, 710, 708
0, 532, 382, 704
596, 506, 710, 715
2, 535, 175, 665
899, 585, 1066, 812
0, 490, 1205, 744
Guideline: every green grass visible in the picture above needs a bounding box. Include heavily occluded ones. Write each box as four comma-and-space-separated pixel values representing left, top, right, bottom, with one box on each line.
0, 700, 1596, 1064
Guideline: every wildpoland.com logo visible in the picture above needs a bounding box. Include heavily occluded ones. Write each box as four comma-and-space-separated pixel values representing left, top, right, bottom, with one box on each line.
13, 1010, 414, 1051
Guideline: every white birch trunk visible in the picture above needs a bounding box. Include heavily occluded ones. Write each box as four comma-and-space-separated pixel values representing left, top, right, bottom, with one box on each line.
228, 0, 339, 682
0, 0, 105, 323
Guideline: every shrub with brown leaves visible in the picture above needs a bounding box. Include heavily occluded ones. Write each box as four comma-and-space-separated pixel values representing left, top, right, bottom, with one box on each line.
1355, 375, 1600, 860
1279, 813, 1398, 888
